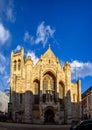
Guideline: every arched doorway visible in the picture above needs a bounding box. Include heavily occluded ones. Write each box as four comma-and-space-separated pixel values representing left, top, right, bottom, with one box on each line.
44, 109, 54, 124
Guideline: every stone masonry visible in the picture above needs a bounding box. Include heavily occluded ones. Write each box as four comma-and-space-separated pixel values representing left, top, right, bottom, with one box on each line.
10, 46, 81, 124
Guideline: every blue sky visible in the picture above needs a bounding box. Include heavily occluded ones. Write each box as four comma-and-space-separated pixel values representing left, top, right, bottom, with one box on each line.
0, 0, 92, 93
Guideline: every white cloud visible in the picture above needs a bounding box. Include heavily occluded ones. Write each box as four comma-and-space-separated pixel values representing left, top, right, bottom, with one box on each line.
6, 78, 10, 84
0, 53, 10, 91
4, 74, 10, 84
0, 53, 6, 74
26, 51, 39, 65
60, 60, 65, 67
24, 32, 34, 43
0, 23, 10, 45
0, 53, 6, 61
35, 21, 55, 47
70, 60, 92, 79
0, 0, 15, 22
0, 65, 5, 74
14, 45, 22, 52
24, 32, 30, 41
6, 7, 15, 22
24, 21, 55, 47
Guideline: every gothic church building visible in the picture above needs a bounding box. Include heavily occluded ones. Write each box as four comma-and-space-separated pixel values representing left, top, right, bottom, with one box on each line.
10, 46, 81, 124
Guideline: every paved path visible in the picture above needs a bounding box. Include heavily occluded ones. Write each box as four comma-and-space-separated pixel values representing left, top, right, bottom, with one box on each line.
0, 122, 71, 130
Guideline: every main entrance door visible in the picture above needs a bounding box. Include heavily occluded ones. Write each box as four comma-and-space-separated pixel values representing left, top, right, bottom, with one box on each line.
44, 109, 54, 124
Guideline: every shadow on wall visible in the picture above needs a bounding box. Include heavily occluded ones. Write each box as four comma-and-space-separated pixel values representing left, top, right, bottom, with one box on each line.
8, 90, 81, 124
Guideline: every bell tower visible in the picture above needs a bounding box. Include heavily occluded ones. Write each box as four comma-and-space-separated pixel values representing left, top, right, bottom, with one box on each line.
10, 48, 24, 92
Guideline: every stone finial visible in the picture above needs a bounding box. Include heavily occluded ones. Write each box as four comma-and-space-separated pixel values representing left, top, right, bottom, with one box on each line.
64, 61, 71, 70
65, 61, 69, 65
25, 55, 33, 65
28, 56, 32, 60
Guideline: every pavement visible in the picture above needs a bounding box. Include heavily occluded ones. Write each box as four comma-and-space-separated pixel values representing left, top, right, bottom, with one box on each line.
0, 122, 71, 128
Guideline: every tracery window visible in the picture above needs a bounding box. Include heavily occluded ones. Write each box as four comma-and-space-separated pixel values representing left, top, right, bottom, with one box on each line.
43, 74, 54, 93
43, 74, 55, 102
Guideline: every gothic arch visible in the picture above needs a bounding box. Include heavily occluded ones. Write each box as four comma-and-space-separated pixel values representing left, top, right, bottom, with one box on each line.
43, 71, 56, 93
33, 79, 40, 104
44, 106, 55, 123
42, 71, 56, 103
44, 106, 55, 112
33, 77, 40, 82
33, 79, 40, 94
43, 69, 56, 78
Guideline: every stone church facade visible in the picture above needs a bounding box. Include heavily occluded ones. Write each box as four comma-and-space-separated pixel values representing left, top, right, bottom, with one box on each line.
10, 46, 81, 124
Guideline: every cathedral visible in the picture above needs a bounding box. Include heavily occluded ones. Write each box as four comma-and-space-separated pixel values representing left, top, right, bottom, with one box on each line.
10, 46, 81, 124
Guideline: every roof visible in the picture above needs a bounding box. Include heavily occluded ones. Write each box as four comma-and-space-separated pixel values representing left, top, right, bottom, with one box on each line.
82, 86, 92, 98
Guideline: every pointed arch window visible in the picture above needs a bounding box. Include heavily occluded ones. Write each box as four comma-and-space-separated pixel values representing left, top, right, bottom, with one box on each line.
43, 76, 48, 94
14, 60, 17, 71
43, 74, 55, 102
43, 74, 55, 93
33, 81, 40, 104
34, 82, 39, 95
59, 83, 64, 99
59, 83, 64, 108
18, 59, 21, 70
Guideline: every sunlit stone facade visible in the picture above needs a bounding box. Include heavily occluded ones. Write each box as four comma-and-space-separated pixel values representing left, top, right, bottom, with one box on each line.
10, 46, 81, 124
